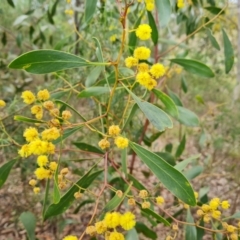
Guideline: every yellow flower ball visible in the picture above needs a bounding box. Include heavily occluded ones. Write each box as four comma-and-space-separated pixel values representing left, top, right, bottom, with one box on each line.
85, 225, 96, 236
37, 89, 50, 101
138, 63, 149, 72
120, 212, 136, 230
21, 90, 36, 104
109, 232, 124, 240
98, 138, 110, 150
221, 200, 230, 209
136, 24, 152, 40
146, 2, 154, 11
142, 201, 151, 209
18, 144, 32, 158
34, 167, 51, 180
114, 137, 129, 149
139, 189, 148, 198
62, 110, 72, 120
108, 125, 121, 137
49, 161, 58, 171
37, 155, 49, 167
23, 127, 39, 142
43, 100, 55, 110
0, 99, 6, 107
95, 221, 107, 234
62, 236, 78, 240
156, 196, 165, 205
125, 56, 138, 68
150, 63, 166, 78
33, 187, 40, 194
31, 105, 43, 115
133, 46, 151, 60
29, 179, 37, 187
41, 127, 60, 141
104, 212, 121, 228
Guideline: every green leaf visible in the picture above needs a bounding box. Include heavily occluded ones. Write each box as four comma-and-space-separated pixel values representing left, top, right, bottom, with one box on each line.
85, 66, 103, 87
53, 126, 83, 144
138, 202, 170, 226
184, 166, 203, 180
14, 115, 44, 124
155, 0, 171, 28
8, 50, 91, 74
185, 209, 197, 240
181, 76, 188, 93
53, 173, 60, 204
84, 0, 97, 23
206, 28, 220, 50
73, 142, 104, 154
51, 0, 59, 16
122, 103, 138, 131
102, 183, 132, 214
175, 135, 186, 158
129, 91, 173, 132
44, 170, 102, 220
0, 159, 17, 188
167, 89, 183, 106
135, 222, 157, 239
7, 0, 15, 8
177, 106, 199, 127
74, 199, 95, 214
156, 152, 176, 166
78, 87, 110, 98
128, 174, 147, 190
170, 59, 215, 78
174, 154, 200, 171
152, 89, 178, 118
223, 212, 240, 220
130, 142, 196, 205
126, 228, 139, 240
147, 11, 158, 45
204, 7, 224, 15
19, 212, 36, 240
222, 29, 234, 74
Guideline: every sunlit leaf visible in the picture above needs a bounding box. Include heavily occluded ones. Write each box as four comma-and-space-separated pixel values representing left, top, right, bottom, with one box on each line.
177, 106, 199, 127
0, 159, 17, 188
73, 142, 104, 154
155, 0, 171, 28
206, 28, 220, 50
14, 115, 44, 124
19, 212, 36, 240
84, 0, 97, 23
185, 209, 197, 240
175, 135, 186, 158
147, 11, 158, 45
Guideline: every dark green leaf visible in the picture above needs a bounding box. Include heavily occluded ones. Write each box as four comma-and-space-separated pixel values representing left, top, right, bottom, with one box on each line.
155, 152, 176, 166
152, 89, 178, 118
130, 142, 196, 205
181, 76, 188, 93
19, 212, 36, 240
175, 135, 186, 158
174, 155, 200, 171
44, 170, 102, 220
122, 103, 138, 131
129, 91, 173, 132
129, 14, 142, 54
78, 87, 110, 98
47, 10, 54, 24
204, 7, 224, 15
139, 202, 170, 226
206, 28, 220, 50
155, 0, 171, 28
85, 0, 97, 23
8, 50, 91, 74
51, 0, 59, 16
14, 115, 45, 124
177, 106, 199, 127
1, 32, 7, 46
184, 166, 203, 180
170, 59, 215, 78
128, 174, 147, 190
53, 175, 60, 204
135, 222, 157, 239
7, 0, 15, 8
0, 159, 17, 188
85, 66, 103, 87
74, 199, 95, 214
73, 142, 104, 154
167, 89, 183, 107
147, 11, 158, 45
222, 29, 234, 74
185, 209, 197, 240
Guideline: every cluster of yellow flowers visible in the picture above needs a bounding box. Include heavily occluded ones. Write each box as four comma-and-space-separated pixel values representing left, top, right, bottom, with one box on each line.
85, 211, 136, 240
196, 197, 230, 223
177, 0, 185, 8
0, 99, 6, 108
63, 235, 77, 240
125, 47, 166, 90
138, 0, 155, 12
98, 125, 129, 150
136, 24, 152, 41
222, 222, 240, 240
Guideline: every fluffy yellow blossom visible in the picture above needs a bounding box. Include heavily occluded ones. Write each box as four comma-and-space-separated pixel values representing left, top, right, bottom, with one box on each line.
33, 187, 40, 194
116, 190, 123, 198
177, 0, 185, 8
37, 89, 50, 101
49, 161, 58, 171
114, 137, 129, 149
31, 105, 42, 115
201, 204, 211, 213
108, 125, 121, 136
0, 100, 6, 107
49, 118, 60, 127
62, 110, 72, 120
230, 233, 238, 240
36, 112, 43, 120
21, 90, 36, 104
125, 56, 138, 68
109, 232, 124, 240
86, 225, 96, 236
23, 127, 39, 142
142, 201, 151, 209
43, 101, 54, 110
66, 0, 71, 3
146, 3, 154, 11
150, 63, 166, 78
58, 182, 67, 190
221, 200, 230, 209
19, 144, 32, 157
98, 138, 110, 150
34, 167, 51, 180
29, 179, 37, 186
166, 236, 173, 240
138, 63, 149, 72
95, 221, 107, 234
104, 212, 121, 228
45, 141, 55, 154
156, 196, 165, 205
134, 46, 151, 60
196, 209, 204, 217
209, 198, 220, 210
37, 155, 48, 167
203, 214, 211, 223
60, 167, 69, 175
62, 236, 78, 240
41, 127, 60, 141
109, 34, 117, 42
139, 190, 148, 198
74, 192, 82, 199
145, 78, 157, 90
29, 140, 47, 155
136, 72, 152, 85
50, 108, 60, 117
65, 9, 74, 15
227, 225, 236, 233
212, 210, 221, 219
128, 198, 136, 206
120, 212, 136, 230
136, 24, 152, 40
172, 224, 179, 231
194, 191, 198, 199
